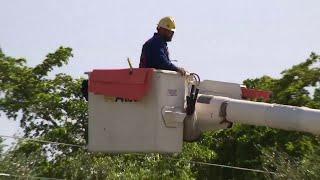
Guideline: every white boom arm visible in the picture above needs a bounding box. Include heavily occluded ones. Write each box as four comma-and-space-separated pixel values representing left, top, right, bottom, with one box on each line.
183, 80, 320, 141
195, 95, 320, 135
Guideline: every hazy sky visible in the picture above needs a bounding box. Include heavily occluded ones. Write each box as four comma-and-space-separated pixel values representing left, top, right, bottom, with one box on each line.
1, 0, 319, 140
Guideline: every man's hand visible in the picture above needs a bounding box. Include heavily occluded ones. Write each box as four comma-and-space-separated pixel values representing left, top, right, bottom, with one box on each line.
177, 67, 187, 76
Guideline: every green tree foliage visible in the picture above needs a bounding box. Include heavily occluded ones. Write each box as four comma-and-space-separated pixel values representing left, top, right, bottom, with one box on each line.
241, 52, 320, 179
262, 146, 320, 180
182, 52, 320, 179
244, 52, 320, 107
0, 47, 212, 179
0, 137, 3, 155
0, 48, 319, 179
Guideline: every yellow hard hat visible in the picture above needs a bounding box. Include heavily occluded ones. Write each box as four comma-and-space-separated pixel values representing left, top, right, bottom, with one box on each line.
157, 16, 176, 32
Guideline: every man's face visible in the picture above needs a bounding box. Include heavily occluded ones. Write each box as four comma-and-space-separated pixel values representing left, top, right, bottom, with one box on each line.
164, 29, 174, 42
158, 27, 174, 42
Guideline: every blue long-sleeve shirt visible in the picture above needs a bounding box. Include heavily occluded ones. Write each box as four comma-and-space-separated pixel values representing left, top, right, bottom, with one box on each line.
139, 33, 178, 71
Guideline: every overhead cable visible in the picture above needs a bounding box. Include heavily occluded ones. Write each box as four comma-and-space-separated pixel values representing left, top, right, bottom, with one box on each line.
0, 134, 276, 175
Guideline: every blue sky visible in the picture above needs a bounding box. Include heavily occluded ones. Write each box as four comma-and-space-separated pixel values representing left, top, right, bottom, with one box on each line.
1, 0, 319, 141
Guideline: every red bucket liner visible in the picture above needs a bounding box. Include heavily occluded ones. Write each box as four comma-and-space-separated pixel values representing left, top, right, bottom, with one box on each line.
89, 68, 154, 101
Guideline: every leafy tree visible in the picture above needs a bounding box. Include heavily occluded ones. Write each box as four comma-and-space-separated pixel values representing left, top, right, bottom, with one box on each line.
244, 52, 320, 107
262, 146, 320, 180
0, 137, 4, 155
1, 47, 319, 179
244, 52, 320, 178
0, 47, 211, 179
192, 53, 320, 179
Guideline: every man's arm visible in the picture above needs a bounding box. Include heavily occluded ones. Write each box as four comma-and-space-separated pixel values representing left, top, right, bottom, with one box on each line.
151, 42, 178, 71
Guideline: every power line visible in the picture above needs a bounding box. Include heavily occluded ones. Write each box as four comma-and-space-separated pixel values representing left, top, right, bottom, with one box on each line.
0, 172, 65, 180
0, 134, 84, 148
165, 157, 276, 175
0, 134, 276, 175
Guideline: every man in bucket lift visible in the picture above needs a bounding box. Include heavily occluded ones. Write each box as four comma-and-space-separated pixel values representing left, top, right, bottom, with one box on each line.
139, 16, 186, 76
81, 17, 186, 101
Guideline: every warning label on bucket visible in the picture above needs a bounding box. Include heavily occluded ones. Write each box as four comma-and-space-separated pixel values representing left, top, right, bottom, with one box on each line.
167, 89, 178, 96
